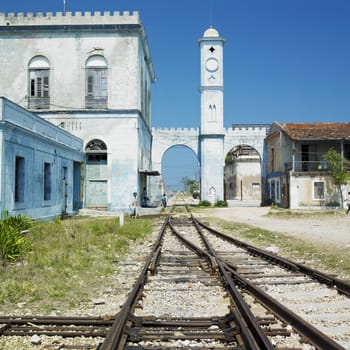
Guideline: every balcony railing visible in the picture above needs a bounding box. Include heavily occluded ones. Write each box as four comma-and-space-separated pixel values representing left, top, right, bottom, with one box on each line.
293, 161, 329, 172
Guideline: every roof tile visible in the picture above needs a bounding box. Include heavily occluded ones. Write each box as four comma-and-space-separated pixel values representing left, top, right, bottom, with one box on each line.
280, 122, 350, 140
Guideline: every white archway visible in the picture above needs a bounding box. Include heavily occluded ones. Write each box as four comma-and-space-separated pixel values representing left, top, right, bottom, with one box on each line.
161, 145, 199, 193
151, 125, 270, 205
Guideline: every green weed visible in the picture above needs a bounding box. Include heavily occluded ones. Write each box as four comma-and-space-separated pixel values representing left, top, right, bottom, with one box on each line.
0, 215, 32, 263
0, 216, 154, 313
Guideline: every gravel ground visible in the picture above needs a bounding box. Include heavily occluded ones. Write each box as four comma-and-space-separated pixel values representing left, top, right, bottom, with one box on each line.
0, 208, 349, 349
202, 207, 350, 249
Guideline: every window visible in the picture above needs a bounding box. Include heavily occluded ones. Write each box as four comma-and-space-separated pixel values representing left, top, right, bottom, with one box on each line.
85, 139, 108, 165
276, 179, 280, 202
15, 156, 25, 203
44, 162, 51, 201
313, 181, 325, 200
87, 154, 107, 163
271, 148, 275, 172
85, 55, 108, 108
28, 56, 50, 109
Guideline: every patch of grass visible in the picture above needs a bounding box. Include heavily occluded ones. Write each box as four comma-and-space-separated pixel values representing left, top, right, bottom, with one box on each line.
0, 216, 154, 313
267, 208, 345, 218
205, 217, 350, 279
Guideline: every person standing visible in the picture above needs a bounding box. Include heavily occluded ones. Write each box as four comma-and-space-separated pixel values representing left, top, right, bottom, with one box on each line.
161, 193, 167, 208
346, 191, 350, 215
131, 192, 139, 218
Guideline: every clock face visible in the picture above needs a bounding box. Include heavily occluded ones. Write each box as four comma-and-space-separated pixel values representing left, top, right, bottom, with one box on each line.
205, 57, 219, 72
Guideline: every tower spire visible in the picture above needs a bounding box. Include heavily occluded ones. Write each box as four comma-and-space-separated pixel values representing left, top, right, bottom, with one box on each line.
209, 0, 213, 27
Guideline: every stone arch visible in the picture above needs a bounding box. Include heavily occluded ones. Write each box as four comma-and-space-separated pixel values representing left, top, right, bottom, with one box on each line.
224, 144, 262, 204
85, 54, 108, 68
160, 144, 199, 165
208, 186, 217, 204
85, 138, 107, 152
28, 55, 50, 69
152, 128, 199, 173
150, 128, 200, 200
151, 126, 269, 205
160, 144, 200, 191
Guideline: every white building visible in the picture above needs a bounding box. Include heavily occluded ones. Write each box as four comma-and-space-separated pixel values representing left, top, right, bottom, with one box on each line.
0, 11, 156, 212
0, 11, 273, 217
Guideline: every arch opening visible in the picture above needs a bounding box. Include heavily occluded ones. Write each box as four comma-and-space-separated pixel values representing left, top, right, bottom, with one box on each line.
224, 144, 262, 203
161, 145, 199, 195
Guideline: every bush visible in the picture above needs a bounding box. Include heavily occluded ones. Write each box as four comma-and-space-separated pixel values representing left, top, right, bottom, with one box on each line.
215, 200, 228, 207
199, 200, 211, 207
0, 215, 32, 262
5, 215, 32, 233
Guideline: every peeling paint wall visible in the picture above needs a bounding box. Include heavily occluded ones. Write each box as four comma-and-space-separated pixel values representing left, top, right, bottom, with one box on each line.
0, 98, 84, 219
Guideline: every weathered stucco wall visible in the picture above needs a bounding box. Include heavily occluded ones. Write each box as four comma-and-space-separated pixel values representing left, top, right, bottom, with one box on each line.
41, 111, 150, 209
0, 97, 84, 219
289, 174, 349, 209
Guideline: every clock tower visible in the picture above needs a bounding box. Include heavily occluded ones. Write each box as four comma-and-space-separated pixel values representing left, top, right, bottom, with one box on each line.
198, 27, 225, 203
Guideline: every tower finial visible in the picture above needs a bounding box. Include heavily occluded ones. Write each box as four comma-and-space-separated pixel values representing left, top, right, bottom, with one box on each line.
63, 0, 67, 15
209, 0, 213, 27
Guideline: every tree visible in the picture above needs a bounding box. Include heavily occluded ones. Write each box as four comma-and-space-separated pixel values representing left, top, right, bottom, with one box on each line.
323, 148, 350, 208
181, 177, 199, 194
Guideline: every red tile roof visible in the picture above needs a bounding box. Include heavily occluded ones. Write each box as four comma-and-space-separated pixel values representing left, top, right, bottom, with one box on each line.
278, 122, 350, 140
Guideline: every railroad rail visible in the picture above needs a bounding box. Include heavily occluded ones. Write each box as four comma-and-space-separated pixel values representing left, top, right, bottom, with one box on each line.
0, 315, 113, 337
0, 206, 349, 349
100, 210, 349, 349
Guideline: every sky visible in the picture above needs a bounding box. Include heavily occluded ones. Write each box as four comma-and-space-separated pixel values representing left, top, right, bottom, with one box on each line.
0, 0, 349, 190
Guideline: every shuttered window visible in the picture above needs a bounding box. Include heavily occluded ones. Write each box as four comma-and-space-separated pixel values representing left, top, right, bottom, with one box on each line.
30, 70, 49, 98
28, 56, 50, 109
85, 55, 108, 109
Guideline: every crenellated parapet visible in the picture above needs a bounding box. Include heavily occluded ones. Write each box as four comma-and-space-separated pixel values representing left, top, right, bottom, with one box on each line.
0, 11, 140, 26
225, 124, 271, 136
152, 127, 199, 136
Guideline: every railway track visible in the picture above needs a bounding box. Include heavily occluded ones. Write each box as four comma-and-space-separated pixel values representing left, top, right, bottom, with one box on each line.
0, 206, 349, 349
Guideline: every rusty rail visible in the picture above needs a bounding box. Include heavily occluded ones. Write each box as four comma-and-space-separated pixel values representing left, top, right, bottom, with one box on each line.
194, 215, 350, 296
191, 214, 347, 350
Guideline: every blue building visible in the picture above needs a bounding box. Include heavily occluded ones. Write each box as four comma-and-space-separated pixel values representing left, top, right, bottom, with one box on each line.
0, 97, 84, 219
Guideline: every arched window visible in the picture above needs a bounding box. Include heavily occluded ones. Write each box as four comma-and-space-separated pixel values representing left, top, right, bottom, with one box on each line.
85, 139, 107, 164
85, 55, 108, 109
28, 56, 50, 109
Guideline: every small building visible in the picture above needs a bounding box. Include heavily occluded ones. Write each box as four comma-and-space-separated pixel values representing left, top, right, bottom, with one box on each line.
265, 122, 350, 209
0, 97, 84, 219
224, 145, 261, 202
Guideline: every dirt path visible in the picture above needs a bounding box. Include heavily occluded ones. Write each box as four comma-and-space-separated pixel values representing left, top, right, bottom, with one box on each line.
203, 207, 350, 250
